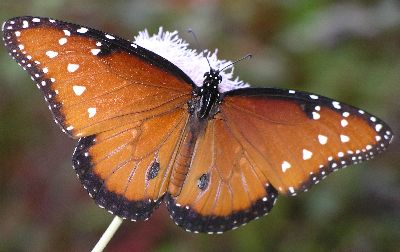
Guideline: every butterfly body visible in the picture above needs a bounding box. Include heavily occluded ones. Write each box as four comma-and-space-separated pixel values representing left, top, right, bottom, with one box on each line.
2, 16, 393, 234
168, 126, 199, 196
168, 69, 223, 196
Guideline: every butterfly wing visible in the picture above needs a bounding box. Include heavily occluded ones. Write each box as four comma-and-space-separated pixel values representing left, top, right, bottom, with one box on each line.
220, 88, 393, 196
3, 16, 194, 220
166, 117, 278, 233
166, 87, 393, 233
73, 107, 189, 220
2, 16, 194, 137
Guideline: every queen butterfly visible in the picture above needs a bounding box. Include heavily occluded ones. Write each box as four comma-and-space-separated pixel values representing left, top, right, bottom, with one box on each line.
2, 16, 393, 234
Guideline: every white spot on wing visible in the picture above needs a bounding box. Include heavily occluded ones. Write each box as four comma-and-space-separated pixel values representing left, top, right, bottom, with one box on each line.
22, 20, 29, 28
45, 50, 58, 58
73, 85, 86, 96
63, 30, 71, 36
375, 124, 382, 132
341, 119, 348, 127
77, 27, 88, 33
302, 149, 313, 160
91, 48, 101, 55
88, 107, 97, 118
318, 135, 328, 145
340, 135, 350, 143
332, 101, 341, 109
310, 94, 318, 99
105, 34, 115, 39
67, 63, 79, 73
281, 161, 291, 173
312, 112, 320, 120
59, 37, 67, 45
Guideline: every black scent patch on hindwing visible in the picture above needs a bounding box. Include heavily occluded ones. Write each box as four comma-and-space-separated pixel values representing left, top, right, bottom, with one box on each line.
197, 173, 210, 190
147, 160, 160, 180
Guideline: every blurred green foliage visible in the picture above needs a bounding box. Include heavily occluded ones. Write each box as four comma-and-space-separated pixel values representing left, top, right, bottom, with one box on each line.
0, 0, 399, 251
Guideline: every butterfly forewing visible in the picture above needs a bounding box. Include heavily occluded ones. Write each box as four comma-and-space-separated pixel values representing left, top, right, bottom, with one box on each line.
221, 88, 393, 196
2, 16, 193, 137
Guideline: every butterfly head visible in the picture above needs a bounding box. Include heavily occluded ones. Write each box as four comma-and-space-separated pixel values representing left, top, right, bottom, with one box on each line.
188, 68, 222, 120
203, 68, 222, 91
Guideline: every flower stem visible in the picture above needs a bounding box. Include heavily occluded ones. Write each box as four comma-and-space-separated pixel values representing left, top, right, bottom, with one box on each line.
91, 216, 124, 252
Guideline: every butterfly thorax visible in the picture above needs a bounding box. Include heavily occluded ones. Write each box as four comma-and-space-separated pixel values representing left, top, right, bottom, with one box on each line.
190, 68, 222, 120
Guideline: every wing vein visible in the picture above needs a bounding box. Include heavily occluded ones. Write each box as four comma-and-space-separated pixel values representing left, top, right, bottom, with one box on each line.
221, 112, 289, 190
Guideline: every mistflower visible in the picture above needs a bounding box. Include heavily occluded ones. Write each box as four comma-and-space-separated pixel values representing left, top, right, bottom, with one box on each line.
134, 27, 249, 93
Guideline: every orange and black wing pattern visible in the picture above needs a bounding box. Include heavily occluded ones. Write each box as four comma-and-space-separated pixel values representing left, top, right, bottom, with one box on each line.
220, 88, 393, 196
166, 117, 278, 233
166, 87, 393, 233
3, 16, 394, 233
2, 16, 193, 220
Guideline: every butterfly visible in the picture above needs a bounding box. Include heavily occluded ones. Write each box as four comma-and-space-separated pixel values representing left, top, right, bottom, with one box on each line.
2, 16, 393, 234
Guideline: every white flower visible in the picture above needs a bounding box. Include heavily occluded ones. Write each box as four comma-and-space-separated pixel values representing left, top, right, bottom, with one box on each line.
133, 27, 249, 93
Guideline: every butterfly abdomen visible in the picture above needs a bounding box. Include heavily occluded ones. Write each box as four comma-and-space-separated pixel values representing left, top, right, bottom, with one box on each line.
169, 131, 196, 196
168, 115, 209, 196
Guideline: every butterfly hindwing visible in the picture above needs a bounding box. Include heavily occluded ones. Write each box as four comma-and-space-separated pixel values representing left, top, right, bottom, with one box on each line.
166, 118, 278, 233
220, 88, 393, 196
73, 106, 189, 220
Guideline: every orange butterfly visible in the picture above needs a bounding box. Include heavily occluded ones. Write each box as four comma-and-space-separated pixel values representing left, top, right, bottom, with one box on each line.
2, 16, 393, 234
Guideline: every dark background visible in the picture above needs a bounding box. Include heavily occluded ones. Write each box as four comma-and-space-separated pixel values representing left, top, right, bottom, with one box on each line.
1, 1, 399, 251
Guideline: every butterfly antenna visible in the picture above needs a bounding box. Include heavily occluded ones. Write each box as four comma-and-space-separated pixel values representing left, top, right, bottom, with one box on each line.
187, 28, 212, 69
220, 53, 252, 72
